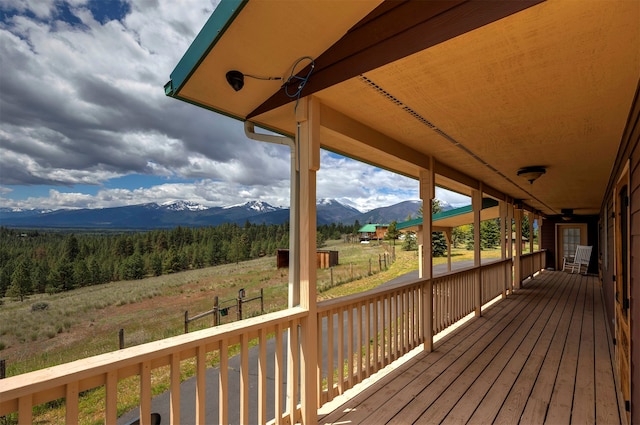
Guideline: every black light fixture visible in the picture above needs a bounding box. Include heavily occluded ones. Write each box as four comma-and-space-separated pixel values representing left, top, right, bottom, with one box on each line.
225, 70, 284, 92
517, 166, 546, 184
226, 70, 245, 91
561, 208, 574, 221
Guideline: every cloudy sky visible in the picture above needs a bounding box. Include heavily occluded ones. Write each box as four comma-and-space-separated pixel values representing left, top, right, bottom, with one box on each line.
0, 0, 469, 213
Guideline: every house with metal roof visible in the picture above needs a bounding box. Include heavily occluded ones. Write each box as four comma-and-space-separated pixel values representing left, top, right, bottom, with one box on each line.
357, 223, 388, 241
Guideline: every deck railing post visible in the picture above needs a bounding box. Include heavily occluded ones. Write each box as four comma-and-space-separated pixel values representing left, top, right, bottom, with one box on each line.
472, 188, 482, 316
514, 207, 523, 289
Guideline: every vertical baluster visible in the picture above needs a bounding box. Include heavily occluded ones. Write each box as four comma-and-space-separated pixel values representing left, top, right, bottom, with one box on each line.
258, 328, 267, 425
18, 395, 32, 425
65, 381, 79, 424
288, 319, 299, 424
194, 346, 205, 424
356, 302, 363, 384
316, 314, 323, 408
240, 333, 249, 425
347, 306, 354, 389
373, 296, 379, 370
274, 323, 283, 425
364, 300, 371, 378
170, 353, 181, 423
337, 309, 344, 394
140, 361, 151, 425
218, 340, 228, 425
327, 311, 334, 401
105, 370, 118, 424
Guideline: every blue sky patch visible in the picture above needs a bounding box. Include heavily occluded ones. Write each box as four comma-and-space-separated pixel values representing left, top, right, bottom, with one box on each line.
88, 0, 130, 24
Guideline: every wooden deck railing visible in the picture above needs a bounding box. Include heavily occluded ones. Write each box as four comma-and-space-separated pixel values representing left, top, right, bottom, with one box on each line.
0, 307, 308, 425
520, 250, 546, 282
316, 279, 424, 405
1, 253, 546, 424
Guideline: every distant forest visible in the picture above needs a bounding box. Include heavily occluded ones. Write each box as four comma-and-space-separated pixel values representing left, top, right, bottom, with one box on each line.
0, 221, 360, 300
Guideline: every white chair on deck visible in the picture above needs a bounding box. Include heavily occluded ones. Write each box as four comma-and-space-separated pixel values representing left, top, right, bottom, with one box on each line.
562, 245, 592, 274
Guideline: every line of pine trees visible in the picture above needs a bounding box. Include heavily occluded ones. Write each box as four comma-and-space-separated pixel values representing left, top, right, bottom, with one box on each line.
0, 221, 360, 301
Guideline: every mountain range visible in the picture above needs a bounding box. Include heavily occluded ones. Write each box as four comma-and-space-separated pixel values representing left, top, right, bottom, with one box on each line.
0, 199, 441, 230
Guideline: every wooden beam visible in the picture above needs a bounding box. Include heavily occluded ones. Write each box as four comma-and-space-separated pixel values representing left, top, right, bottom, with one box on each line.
248, 0, 544, 119
319, 103, 429, 171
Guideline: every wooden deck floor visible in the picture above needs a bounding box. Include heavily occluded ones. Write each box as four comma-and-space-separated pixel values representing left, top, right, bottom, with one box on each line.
319, 271, 624, 425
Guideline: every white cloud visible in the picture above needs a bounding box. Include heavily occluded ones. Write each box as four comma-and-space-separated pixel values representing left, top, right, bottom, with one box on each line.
0, 1, 470, 214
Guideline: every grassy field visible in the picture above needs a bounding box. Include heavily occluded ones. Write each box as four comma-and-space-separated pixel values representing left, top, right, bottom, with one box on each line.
0, 239, 497, 423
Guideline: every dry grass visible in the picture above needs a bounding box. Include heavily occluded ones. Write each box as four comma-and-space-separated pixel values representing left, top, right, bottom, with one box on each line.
0, 240, 493, 424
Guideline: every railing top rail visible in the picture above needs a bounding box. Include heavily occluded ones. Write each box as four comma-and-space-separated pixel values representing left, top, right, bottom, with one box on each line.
317, 278, 426, 312
317, 257, 514, 312
0, 306, 308, 399
521, 249, 547, 258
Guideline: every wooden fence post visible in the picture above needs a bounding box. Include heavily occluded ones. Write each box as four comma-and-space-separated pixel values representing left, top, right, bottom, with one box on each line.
184, 311, 189, 333
118, 329, 124, 349
260, 288, 264, 314
214, 296, 219, 326
237, 297, 242, 321
0, 359, 5, 379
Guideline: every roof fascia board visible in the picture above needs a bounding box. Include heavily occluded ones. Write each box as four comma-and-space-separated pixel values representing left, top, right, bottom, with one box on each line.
165, 0, 246, 97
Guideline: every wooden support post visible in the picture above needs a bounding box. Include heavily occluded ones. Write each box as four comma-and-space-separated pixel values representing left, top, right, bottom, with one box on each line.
443, 229, 452, 273
119, 328, 125, 349
528, 211, 535, 255
419, 165, 434, 352
184, 312, 189, 334
499, 201, 508, 298
295, 96, 319, 423
506, 201, 514, 293
514, 207, 523, 289
472, 188, 482, 317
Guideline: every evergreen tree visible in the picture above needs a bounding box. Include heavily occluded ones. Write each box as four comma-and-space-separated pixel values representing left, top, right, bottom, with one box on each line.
385, 221, 399, 245
63, 234, 80, 262
149, 252, 163, 276
481, 219, 501, 249
402, 231, 418, 251
432, 232, 447, 257
31, 262, 50, 293
74, 259, 91, 287
7, 258, 32, 301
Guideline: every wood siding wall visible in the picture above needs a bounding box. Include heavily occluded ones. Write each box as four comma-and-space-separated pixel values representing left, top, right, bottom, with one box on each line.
601, 79, 639, 422
540, 216, 598, 274
628, 100, 639, 424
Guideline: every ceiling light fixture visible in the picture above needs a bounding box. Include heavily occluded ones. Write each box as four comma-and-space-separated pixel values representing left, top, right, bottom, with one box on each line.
225, 70, 282, 92
517, 166, 546, 184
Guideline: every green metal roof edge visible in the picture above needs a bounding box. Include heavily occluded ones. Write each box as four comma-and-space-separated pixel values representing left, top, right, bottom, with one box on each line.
164, 0, 247, 97
396, 198, 499, 229
396, 217, 423, 231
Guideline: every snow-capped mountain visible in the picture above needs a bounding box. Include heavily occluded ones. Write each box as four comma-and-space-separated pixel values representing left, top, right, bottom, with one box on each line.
224, 200, 278, 213
161, 200, 209, 212
0, 198, 431, 229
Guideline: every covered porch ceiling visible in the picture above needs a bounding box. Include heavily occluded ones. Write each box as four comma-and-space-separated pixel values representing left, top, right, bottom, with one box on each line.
165, 0, 640, 217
